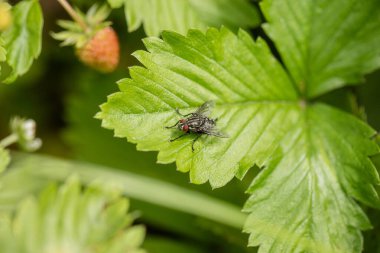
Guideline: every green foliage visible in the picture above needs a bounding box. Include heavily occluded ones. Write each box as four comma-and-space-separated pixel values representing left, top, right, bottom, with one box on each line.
0, 177, 146, 253
63, 71, 169, 177
98, 25, 380, 253
261, 0, 380, 98
62, 71, 253, 252
52, 5, 111, 48
108, 0, 124, 9
0, 147, 9, 174
144, 236, 208, 253
4, 152, 246, 230
64, 69, 250, 203
98, 28, 298, 187
0, 0, 43, 84
123, 0, 260, 36
0, 37, 5, 76
0, 151, 251, 251
0, 0, 379, 252
243, 104, 379, 252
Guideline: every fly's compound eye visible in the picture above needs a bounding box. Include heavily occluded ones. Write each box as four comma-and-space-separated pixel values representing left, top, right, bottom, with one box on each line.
179, 119, 186, 123
182, 125, 189, 132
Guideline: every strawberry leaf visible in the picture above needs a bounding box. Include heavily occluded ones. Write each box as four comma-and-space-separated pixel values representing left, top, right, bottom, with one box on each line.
108, 0, 124, 9
261, 0, 380, 98
0, 177, 146, 253
123, 0, 260, 36
1, 0, 43, 84
98, 27, 380, 252
244, 104, 379, 252
98, 28, 299, 186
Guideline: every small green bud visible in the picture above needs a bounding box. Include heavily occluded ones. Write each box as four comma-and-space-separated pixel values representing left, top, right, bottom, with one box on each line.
10, 116, 42, 152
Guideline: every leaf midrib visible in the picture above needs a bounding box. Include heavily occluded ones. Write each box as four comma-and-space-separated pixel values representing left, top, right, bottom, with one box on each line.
114, 100, 301, 116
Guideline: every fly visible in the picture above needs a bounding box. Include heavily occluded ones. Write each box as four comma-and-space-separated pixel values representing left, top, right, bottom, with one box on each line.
165, 101, 228, 151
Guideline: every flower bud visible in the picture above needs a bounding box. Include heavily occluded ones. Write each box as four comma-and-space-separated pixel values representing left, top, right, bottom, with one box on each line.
10, 116, 42, 152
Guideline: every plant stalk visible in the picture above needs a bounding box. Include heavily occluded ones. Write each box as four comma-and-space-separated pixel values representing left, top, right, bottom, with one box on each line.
0, 134, 18, 148
347, 87, 367, 121
56, 0, 87, 31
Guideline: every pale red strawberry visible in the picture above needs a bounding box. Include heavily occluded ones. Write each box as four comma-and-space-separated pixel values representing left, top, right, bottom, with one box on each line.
77, 27, 119, 73
52, 4, 120, 72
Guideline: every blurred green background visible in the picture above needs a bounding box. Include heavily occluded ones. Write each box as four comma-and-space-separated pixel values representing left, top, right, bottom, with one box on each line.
0, 0, 379, 252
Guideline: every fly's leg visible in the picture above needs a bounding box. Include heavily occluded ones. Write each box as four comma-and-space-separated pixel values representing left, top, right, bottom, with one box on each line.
170, 133, 189, 142
165, 121, 179, 129
192, 134, 201, 152
175, 108, 193, 117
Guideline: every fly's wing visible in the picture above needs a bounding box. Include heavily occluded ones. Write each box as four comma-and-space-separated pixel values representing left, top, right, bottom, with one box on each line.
205, 128, 229, 138
194, 101, 215, 117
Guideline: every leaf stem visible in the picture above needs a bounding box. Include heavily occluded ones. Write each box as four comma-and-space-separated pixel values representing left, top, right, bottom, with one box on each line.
9, 153, 247, 230
0, 134, 18, 148
56, 0, 87, 31
347, 87, 367, 121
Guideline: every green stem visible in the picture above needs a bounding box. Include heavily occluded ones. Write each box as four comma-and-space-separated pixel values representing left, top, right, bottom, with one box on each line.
57, 0, 87, 31
347, 87, 367, 121
0, 134, 18, 148
10, 153, 247, 230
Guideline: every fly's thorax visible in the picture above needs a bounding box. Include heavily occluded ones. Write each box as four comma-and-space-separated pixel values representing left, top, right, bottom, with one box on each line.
186, 116, 204, 129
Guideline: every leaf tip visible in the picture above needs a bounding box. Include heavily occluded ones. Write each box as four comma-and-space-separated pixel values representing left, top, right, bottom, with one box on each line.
93, 111, 103, 120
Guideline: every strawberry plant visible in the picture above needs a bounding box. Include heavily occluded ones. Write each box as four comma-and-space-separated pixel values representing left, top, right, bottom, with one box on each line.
52, 3, 120, 72
0, 0, 380, 252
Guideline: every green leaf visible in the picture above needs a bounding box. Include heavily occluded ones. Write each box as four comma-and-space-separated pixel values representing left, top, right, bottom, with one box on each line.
98, 27, 380, 252
124, 0, 260, 36
0, 177, 146, 253
0, 147, 9, 174
108, 0, 124, 9
1, 0, 43, 84
244, 104, 379, 253
98, 27, 298, 187
260, 0, 380, 98
0, 37, 6, 76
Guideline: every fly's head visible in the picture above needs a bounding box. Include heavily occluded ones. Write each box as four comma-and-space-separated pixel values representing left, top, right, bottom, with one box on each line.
178, 119, 189, 132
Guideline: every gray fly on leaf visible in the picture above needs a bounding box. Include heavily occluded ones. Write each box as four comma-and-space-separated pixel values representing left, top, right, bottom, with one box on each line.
165, 101, 228, 151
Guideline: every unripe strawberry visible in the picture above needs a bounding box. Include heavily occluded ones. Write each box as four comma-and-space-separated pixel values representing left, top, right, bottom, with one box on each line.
0, 2, 12, 31
52, 5, 119, 72
77, 27, 119, 73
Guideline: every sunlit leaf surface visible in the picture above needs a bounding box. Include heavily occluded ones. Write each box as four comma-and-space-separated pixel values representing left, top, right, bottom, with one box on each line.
98, 26, 380, 252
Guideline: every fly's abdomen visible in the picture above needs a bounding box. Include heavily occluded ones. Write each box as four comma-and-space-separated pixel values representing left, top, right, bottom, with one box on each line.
200, 118, 216, 132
